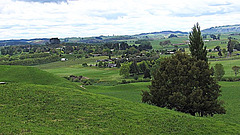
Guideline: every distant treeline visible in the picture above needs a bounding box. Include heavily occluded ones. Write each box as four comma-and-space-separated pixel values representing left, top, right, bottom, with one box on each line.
0, 55, 60, 66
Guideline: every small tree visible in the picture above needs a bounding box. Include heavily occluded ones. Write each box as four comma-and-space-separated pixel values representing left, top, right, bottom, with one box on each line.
116, 60, 121, 68
143, 68, 151, 79
138, 61, 148, 73
98, 61, 103, 68
227, 39, 233, 57
82, 63, 88, 67
222, 48, 227, 57
142, 52, 225, 116
129, 61, 139, 75
119, 63, 130, 78
232, 66, 240, 76
214, 63, 225, 81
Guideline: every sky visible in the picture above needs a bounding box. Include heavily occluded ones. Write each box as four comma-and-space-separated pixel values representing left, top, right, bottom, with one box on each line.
0, 0, 240, 40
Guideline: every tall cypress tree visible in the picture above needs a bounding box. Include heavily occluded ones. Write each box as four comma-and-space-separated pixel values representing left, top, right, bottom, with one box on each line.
227, 39, 233, 57
189, 23, 208, 61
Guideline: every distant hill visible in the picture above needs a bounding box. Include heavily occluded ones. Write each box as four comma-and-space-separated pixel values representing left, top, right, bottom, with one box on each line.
0, 31, 188, 46
135, 31, 188, 36
202, 24, 240, 34
0, 38, 49, 46
4, 24, 240, 46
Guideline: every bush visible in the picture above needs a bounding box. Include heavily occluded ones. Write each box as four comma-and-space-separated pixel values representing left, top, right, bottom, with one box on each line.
82, 63, 88, 67
121, 80, 127, 84
133, 74, 138, 80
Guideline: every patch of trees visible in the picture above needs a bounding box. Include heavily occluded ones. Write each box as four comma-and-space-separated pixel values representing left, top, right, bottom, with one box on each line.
210, 34, 220, 40
0, 55, 60, 66
232, 66, 240, 76
103, 41, 152, 51
168, 34, 177, 38
119, 60, 152, 79
0, 45, 58, 56
159, 40, 171, 46
227, 39, 240, 56
214, 46, 222, 57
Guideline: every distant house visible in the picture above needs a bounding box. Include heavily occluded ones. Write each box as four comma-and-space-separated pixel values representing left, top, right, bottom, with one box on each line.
61, 58, 68, 61
108, 63, 116, 68
96, 59, 112, 62
172, 43, 185, 46
92, 54, 101, 57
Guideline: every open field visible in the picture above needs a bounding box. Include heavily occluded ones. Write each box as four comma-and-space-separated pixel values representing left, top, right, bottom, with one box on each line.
36, 56, 108, 70
1, 33, 240, 134
0, 65, 80, 89
45, 66, 121, 82
85, 82, 150, 102
1, 83, 240, 134
210, 58, 240, 77
212, 81, 240, 124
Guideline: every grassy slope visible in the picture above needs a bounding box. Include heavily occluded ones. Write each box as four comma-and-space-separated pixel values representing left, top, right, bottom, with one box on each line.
212, 81, 240, 124
85, 82, 150, 103
0, 65, 80, 89
85, 81, 240, 126
1, 83, 240, 134
45, 66, 121, 82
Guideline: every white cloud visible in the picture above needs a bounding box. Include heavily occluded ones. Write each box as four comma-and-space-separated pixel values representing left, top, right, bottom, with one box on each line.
0, 0, 240, 40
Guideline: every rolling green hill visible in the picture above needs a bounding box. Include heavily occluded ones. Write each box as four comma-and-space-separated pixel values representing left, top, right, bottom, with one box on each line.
1, 83, 240, 134
0, 65, 79, 89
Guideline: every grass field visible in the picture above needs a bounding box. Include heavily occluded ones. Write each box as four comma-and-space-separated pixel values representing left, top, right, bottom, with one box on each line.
210, 59, 240, 77
1, 34, 240, 134
1, 83, 240, 134
45, 66, 121, 82
150, 36, 188, 50
85, 80, 240, 126
85, 82, 150, 102
212, 81, 240, 125
0, 65, 80, 89
36, 56, 108, 70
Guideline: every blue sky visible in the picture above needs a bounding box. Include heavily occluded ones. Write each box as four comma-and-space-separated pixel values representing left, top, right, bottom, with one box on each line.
0, 0, 240, 40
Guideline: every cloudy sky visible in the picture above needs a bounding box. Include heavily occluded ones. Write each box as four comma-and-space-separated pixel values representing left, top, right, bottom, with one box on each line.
0, 0, 240, 40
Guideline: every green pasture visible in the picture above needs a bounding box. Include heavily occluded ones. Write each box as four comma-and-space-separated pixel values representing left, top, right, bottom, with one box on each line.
0, 65, 79, 89
1, 83, 240, 134
45, 66, 121, 82
150, 36, 188, 50
210, 58, 240, 77
36, 56, 108, 69
212, 81, 240, 124
85, 82, 150, 102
